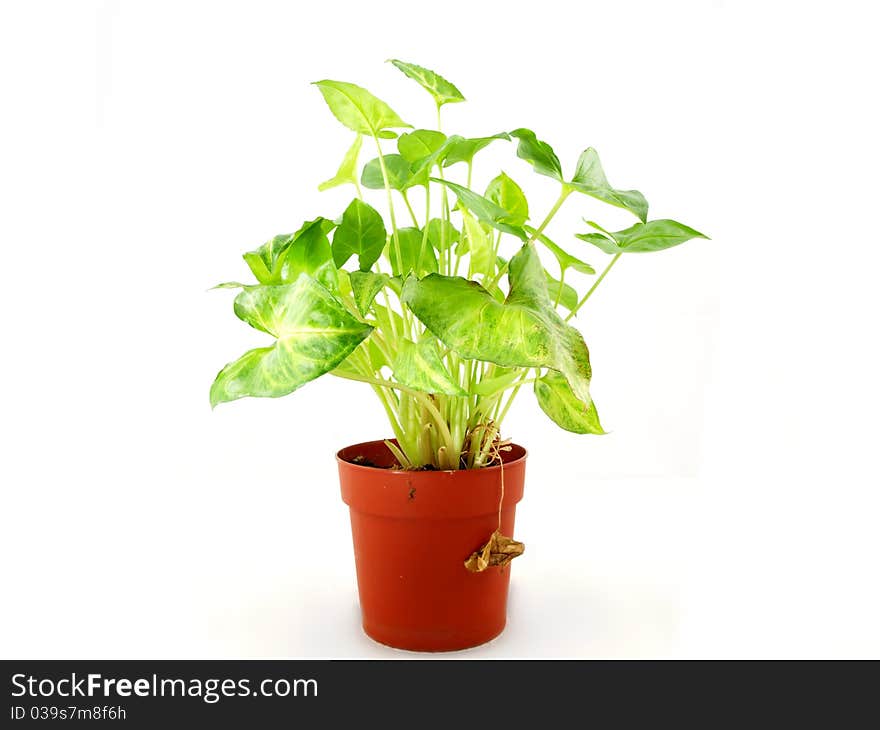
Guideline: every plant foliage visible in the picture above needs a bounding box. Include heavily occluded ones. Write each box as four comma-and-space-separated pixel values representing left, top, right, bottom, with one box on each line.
211, 62, 707, 469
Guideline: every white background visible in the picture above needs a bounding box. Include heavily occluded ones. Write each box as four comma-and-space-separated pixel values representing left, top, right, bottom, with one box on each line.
1, 0, 878, 658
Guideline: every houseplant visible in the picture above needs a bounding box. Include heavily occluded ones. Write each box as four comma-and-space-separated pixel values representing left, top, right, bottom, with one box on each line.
210, 60, 707, 651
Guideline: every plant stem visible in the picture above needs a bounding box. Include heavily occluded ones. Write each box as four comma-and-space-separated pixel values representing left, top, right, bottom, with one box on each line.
331, 368, 417, 395
415, 184, 431, 273
495, 368, 533, 427
554, 267, 567, 308
372, 135, 403, 273
485, 186, 571, 290
380, 287, 399, 341
529, 186, 571, 245
565, 252, 622, 321
436, 169, 452, 274
402, 190, 419, 227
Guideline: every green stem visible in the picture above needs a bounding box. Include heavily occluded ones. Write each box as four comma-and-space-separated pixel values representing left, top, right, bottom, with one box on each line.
332, 364, 404, 393
530, 186, 571, 244
495, 368, 533, 427
436, 168, 452, 274
485, 186, 572, 290
554, 267, 567, 308
372, 136, 403, 273
380, 287, 399, 341
402, 190, 419, 227
415, 184, 431, 274
565, 252, 622, 321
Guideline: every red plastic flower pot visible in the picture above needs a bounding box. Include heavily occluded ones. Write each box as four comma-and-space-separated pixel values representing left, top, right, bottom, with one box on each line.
337, 440, 527, 652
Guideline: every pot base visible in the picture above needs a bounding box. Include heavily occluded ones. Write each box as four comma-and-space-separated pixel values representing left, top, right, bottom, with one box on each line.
362, 619, 506, 653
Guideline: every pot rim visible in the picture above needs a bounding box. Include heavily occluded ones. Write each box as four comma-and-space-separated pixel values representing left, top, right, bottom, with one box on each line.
336, 439, 527, 476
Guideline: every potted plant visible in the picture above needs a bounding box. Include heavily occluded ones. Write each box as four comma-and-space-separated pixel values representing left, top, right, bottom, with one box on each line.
210, 60, 707, 652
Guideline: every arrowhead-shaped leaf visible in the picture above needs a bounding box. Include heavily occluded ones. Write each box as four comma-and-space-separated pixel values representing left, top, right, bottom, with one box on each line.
392, 337, 467, 396
388, 60, 465, 107
402, 243, 593, 404
570, 148, 649, 222
498, 253, 580, 309
243, 234, 291, 284
388, 227, 438, 277
407, 133, 509, 175
461, 210, 494, 275
279, 218, 339, 293
397, 129, 447, 163
243, 218, 339, 288
349, 271, 391, 316
510, 128, 564, 181
485, 172, 529, 226
313, 80, 411, 137
430, 178, 528, 241
426, 218, 460, 251
210, 276, 373, 407
331, 199, 387, 271
576, 218, 708, 254
361, 154, 427, 191
442, 133, 510, 167
534, 371, 605, 434
318, 135, 363, 192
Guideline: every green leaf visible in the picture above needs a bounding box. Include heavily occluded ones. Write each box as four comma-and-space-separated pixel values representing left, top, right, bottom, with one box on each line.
210, 276, 373, 407
388, 227, 438, 277
370, 303, 406, 365
361, 154, 407, 191
426, 218, 460, 251
211, 281, 248, 290
397, 129, 447, 163
510, 128, 564, 181
576, 218, 708, 254
242, 219, 339, 287
242, 252, 272, 284
461, 210, 494, 275
534, 371, 605, 434
361, 154, 427, 191
349, 271, 390, 316
442, 133, 510, 167
332, 199, 387, 271
573, 230, 620, 255
280, 217, 339, 293
392, 337, 467, 396
523, 225, 595, 275
544, 270, 579, 311
430, 178, 528, 241
313, 80, 411, 137
471, 367, 519, 396
402, 243, 593, 404
407, 133, 509, 175
243, 234, 290, 284
485, 172, 529, 226
318, 134, 363, 192
613, 219, 708, 252
570, 148, 649, 222
388, 59, 465, 107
